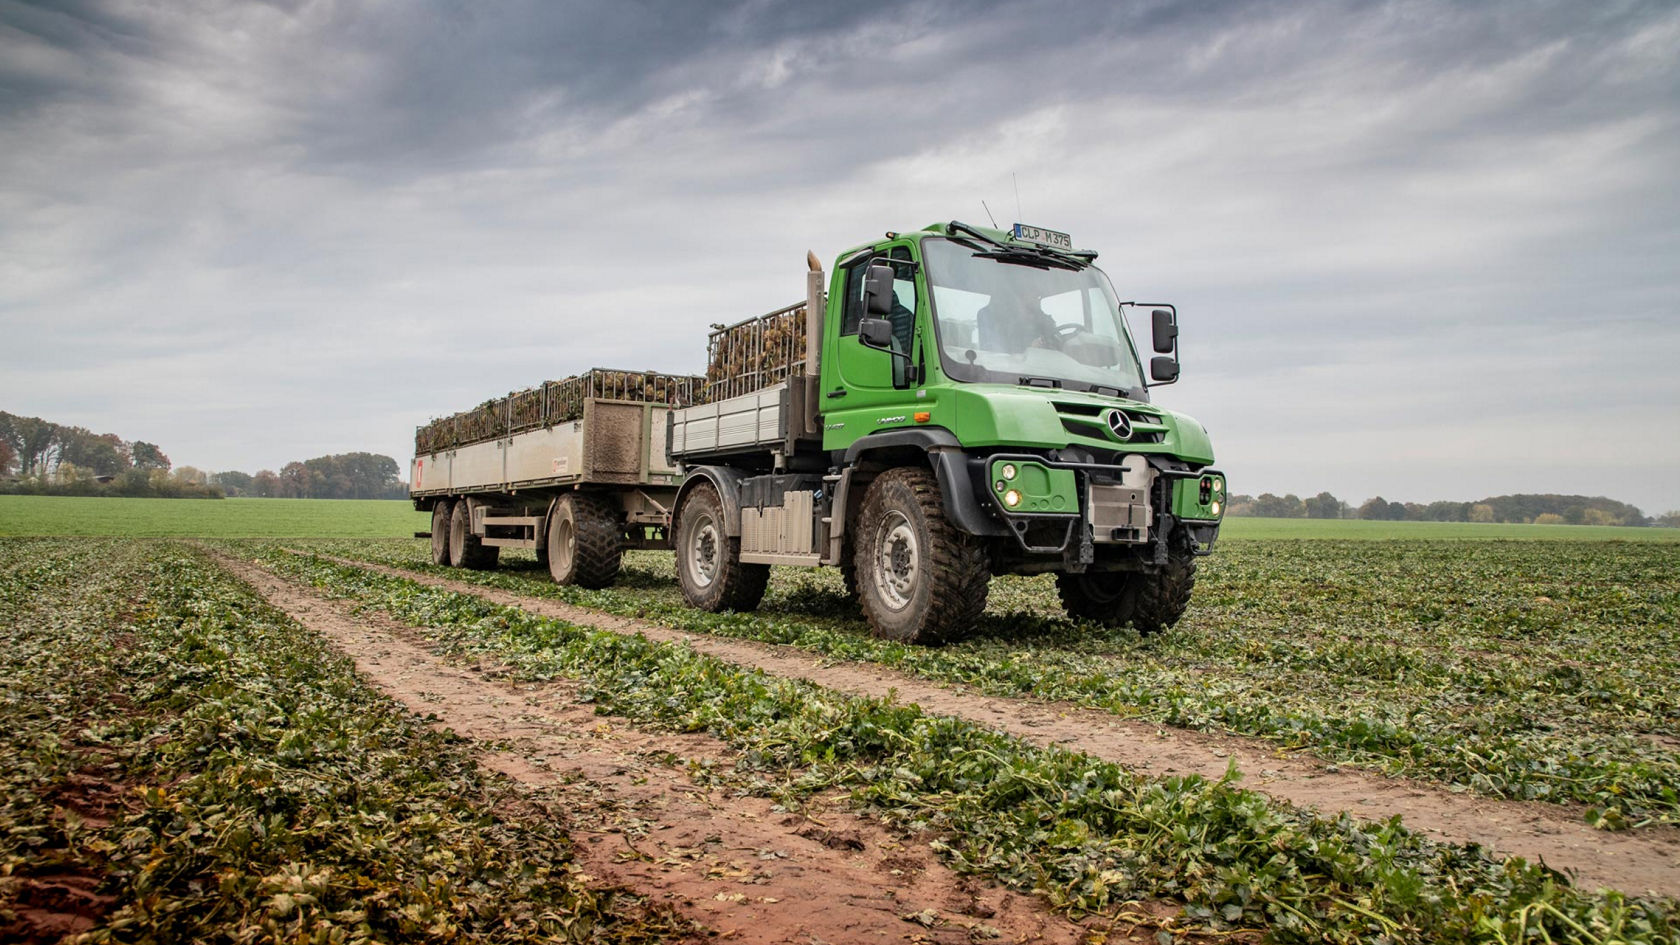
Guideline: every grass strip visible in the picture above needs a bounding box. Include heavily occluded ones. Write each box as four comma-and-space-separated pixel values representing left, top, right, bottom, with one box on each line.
299, 538, 1680, 828
0, 538, 692, 943
254, 546, 1680, 945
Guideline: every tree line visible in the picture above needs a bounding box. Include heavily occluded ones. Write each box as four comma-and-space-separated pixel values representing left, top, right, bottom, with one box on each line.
1224, 490, 1669, 527
1, 411, 406, 500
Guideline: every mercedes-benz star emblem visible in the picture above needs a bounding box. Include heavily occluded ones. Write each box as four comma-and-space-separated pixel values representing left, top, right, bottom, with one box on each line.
1105, 409, 1133, 441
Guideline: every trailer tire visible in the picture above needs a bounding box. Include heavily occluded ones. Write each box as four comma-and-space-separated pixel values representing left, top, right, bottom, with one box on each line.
1131, 535, 1196, 634
548, 493, 621, 588
1056, 571, 1141, 628
675, 482, 768, 612
431, 501, 454, 567
449, 501, 499, 570
855, 467, 989, 645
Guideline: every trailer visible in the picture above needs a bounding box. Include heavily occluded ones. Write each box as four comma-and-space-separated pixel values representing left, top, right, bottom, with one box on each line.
414, 221, 1226, 643
410, 370, 698, 585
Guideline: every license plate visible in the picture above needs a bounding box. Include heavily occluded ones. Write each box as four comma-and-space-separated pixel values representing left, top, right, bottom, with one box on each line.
1012, 223, 1072, 250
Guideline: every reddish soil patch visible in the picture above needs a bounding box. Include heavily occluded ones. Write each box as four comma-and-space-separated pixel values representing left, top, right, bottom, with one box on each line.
0, 873, 116, 944
321, 555, 1680, 899
224, 557, 1136, 944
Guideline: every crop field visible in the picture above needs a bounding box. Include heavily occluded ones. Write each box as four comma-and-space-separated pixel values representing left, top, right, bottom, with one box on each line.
3, 516, 1678, 942
0, 496, 428, 538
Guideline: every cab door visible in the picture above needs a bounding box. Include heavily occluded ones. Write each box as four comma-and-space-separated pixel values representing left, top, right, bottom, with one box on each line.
822, 244, 923, 451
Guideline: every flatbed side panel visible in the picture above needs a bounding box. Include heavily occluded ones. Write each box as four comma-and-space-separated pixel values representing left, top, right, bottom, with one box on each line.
449, 437, 506, 492
670, 383, 789, 459
410, 399, 684, 498
505, 422, 587, 486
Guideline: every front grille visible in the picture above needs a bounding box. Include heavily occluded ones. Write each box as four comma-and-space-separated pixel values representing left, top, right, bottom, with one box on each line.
1055, 403, 1167, 444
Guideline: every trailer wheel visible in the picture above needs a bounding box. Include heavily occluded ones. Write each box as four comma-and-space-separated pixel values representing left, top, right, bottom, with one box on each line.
548, 492, 621, 588
854, 467, 988, 644
449, 501, 499, 570
675, 482, 768, 612
1131, 534, 1197, 634
1055, 571, 1141, 628
431, 500, 454, 567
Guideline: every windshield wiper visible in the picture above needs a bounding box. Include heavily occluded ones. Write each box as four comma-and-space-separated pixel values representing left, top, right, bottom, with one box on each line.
1019, 376, 1062, 389
973, 249, 1081, 272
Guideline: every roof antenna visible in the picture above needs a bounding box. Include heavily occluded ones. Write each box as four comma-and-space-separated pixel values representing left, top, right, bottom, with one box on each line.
981, 200, 998, 229
1012, 172, 1022, 220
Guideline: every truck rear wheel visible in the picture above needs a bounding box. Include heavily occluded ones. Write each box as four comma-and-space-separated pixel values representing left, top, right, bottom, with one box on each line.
449, 501, 499, 570
431, 500, 454, 566
854, 467, 988, 644
1056, 571, 1141, 628
1131, 534, 1196, 634
676, 482, 768, 612
548, 492, 621, 588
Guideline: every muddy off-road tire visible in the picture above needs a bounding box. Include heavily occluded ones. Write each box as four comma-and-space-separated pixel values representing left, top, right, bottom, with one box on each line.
449, 501, 499, 570
547, 492, 621, 588
1056, 571, 1142, 628
1131, 534, 1197, 634
431, 501, 454, 567
855, 467, 989, 644
676, 483, 768, 612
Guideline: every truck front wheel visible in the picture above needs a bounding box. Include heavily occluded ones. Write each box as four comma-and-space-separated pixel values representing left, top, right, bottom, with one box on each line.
1056, 571, 1141, 628
431, 500, 454, 566
1131, 534, 1197, 634
547, 493, 621, 588
675, 482, 768, 612
449, 501, 500, 570
855, 467, 988, 644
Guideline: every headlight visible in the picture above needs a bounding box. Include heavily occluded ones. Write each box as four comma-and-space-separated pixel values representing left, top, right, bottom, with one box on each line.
1003, 489, 1022, 508
994, 480, 1006, 493
1211, 500, 1221, 516
1001, 463, 1017, 480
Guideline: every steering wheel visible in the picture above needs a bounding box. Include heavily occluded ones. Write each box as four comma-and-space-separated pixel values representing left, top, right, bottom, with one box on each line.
1054, 322, 1084, 339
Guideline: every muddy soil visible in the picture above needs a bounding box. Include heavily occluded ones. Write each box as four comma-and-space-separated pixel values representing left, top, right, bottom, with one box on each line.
223, 557, 1141, 945
312, 554, 1680, 899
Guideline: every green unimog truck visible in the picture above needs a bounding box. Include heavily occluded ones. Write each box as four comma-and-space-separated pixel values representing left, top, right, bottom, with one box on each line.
412, 221, 1225, 644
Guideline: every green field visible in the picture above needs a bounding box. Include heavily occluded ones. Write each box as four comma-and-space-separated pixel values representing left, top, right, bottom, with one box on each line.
1221, 516, 1680, 541
0, 495, 429, 537
4, 495, 1674, 542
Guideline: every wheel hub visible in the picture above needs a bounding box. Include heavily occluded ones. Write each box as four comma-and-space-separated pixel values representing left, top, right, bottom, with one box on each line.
690, 515, 719, 588
874, 511, 919, 610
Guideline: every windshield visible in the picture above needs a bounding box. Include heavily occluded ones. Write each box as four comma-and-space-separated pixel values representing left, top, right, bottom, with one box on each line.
922, 237, 1146, 395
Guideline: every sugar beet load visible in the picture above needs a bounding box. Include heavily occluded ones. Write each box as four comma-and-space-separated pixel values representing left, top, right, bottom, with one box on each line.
411, 221, 1226, 643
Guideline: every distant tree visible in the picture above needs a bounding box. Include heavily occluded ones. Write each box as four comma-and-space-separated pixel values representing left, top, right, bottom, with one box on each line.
0, 437, 13, 476
1224, 494, 1257, 516
252, 469, 280, 498
60, 431, 129, 476
213, 470, 254, 497
1252, 493, 1305, 518
1424, 501, 1470, 522
1657, 510, 1680, 528
1469, 503, 1495, 523
131, 441, 171, 471
1533, 513, 1565, 525
172, 466, 208, 486
1358, 497, 1386, 520
1304, 491, 1342, 519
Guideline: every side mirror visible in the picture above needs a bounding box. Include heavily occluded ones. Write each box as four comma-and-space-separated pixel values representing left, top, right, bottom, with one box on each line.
859, 317, 893, 349
1151, 308, 1177, 354
863, 263, 895, 316
1150, 356, 1180, 383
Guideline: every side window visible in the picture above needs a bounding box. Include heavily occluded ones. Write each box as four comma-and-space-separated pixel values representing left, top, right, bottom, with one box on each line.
841, 262, 867, 336
840, 246, 917, 338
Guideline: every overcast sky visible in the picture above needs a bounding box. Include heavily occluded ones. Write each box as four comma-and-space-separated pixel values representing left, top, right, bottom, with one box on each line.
3, 0, 1677, 512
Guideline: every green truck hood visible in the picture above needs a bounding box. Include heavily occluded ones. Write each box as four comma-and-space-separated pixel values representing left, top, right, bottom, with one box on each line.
949, 384, 1216, 466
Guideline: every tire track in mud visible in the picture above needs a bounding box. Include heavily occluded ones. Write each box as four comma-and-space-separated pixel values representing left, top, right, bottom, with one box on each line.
220, 555, 1122, 945
311, 552, 1680, 899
